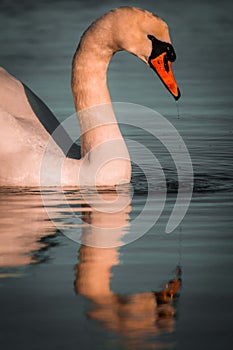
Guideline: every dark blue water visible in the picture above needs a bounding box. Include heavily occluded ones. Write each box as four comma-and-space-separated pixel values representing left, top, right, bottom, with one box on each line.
0, 1, 233, 349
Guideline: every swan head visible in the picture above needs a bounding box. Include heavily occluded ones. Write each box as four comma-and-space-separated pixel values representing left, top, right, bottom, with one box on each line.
108, 7, 181, 100
75, 7, 181, 101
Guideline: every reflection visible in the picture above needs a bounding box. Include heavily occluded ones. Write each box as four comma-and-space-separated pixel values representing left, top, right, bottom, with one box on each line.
0, 186, 182, 348
0, 186, 132, 270
0, 189, 57, 270
74, 190, 181, 349
75, 246, 181, 348
78, 187, 132, 247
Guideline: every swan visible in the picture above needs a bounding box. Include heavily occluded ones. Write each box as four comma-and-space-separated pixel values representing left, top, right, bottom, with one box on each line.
0, 7, 180, 187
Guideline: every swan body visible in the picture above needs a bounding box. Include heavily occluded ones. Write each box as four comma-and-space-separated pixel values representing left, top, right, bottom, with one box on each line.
0, 7, 180, 187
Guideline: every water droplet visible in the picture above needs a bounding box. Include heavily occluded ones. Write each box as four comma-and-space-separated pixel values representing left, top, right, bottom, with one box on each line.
176, 101, 180, 119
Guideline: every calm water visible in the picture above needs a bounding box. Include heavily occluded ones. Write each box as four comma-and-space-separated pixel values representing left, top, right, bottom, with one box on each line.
0, 1, 233, 349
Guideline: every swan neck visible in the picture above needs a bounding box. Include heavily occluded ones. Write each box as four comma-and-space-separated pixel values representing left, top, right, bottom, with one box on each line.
72, 36, 114, 112
70, 21, 131, 188
71, 29, 125, 160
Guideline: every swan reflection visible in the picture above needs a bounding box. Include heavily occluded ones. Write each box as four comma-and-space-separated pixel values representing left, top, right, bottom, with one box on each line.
0, 189, 56, 269
0, 187, 181, 348
73, 188, 181, 348
0, 186, 132, 268
75, 245, 181, 349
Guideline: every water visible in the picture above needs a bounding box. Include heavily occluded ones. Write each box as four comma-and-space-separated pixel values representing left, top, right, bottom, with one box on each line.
0, 0, 233, 349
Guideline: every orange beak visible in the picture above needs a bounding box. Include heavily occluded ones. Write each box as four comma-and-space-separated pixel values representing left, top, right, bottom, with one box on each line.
150, 52, 181, 100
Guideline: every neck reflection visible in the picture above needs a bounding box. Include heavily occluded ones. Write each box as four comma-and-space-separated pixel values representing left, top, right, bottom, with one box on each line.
74, 188, 181, 348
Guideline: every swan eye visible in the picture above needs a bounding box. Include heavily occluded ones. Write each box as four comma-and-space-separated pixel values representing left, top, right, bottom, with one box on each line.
166, 45, 176, 62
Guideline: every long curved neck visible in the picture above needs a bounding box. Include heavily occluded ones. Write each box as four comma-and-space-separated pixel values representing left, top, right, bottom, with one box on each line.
72, 45, 112, 111
71, 25, 124, 158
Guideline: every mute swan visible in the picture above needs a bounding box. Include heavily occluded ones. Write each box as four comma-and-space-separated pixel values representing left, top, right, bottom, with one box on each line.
0, 7, 180, 187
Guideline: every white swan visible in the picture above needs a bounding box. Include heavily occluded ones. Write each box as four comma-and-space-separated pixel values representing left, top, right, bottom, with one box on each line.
0, 7, 180, 187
